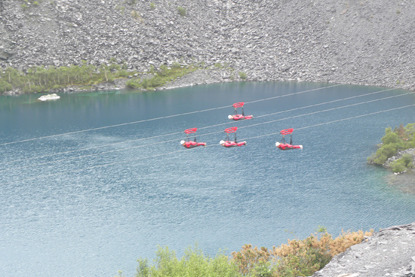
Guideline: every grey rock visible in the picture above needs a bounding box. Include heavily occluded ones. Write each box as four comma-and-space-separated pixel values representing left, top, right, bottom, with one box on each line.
0, 0, 415, 93
311, 223, 415, 277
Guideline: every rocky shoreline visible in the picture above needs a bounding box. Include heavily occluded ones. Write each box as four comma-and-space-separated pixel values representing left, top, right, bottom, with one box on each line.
383, 148, 415, 194
1, 0, 415, 93
384, 148, 415, 172
312, 223, 415, 277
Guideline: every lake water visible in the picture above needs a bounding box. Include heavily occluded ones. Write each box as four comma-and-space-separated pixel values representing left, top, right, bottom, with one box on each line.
1, 82, 414, 277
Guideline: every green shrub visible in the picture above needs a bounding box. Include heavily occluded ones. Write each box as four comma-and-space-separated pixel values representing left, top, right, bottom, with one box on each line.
177, 6, 186, 16
238, 72, 247, 80
368, 124, 415, 165
0, 80, 12, 93
391, 154, 414, 173
136, 229, 372, 277
232, 229, 373, 277
136, 246, 240, 277
382, 128, 401, 144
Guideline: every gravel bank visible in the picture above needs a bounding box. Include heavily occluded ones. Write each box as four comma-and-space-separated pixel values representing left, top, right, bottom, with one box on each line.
1, 0, 414, 92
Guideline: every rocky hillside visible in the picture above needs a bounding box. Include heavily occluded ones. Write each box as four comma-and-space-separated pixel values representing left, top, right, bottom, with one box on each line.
312, 223, 415, 277
1, 0, 414, 91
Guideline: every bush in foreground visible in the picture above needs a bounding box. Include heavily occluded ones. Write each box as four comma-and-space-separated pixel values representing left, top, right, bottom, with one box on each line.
232, 229, 373, 277
136, 229, 373, 277
136, 246, 240, 277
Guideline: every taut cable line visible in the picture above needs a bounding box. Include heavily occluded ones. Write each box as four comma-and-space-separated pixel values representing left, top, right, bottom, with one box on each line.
0, 87, 398, 166
3, 103, 413, 185
240, 104, 415, 141
0, 84, 341, 147
235, 91, 413, 132
1, 93, 413, 175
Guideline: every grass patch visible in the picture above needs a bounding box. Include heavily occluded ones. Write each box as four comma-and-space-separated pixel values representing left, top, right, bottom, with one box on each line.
126, 63, 196, 91
238, 71, 247, 80
0, 60, 135, 94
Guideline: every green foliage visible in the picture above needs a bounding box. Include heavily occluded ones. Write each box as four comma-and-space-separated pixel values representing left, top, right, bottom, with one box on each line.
0, 79, 13, 93
150, 2, 155, 9
126, 64, 196, 91
382, 128, 401, 144
232, 245, 271, 275
136, 229, 372, 277
368, 124, 415, 166
177, 6, 186, 16
20, 0, 40, 9
0, 61, 137, 94
273, 236, 332, 277
391, 154, 414, 173
136, 246, 240, 277
238, 72, 247, 80
316, 225, 327, 233
232, 229, 373, 277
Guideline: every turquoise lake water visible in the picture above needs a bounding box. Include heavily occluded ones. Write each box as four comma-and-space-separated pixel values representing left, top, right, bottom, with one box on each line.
0, 82, 414, 276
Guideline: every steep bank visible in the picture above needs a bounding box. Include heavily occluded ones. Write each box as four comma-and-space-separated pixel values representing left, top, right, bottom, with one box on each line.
1, 0, 414, 92
312, 223, 415, 277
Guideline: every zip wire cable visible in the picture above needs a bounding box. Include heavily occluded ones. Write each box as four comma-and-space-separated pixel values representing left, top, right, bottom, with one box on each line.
0, 129, 222, 172
1, 91, 412, 173
252, 87, 398, 119
235, 91, 413, 132
3, 103, 414, 185
0, 87, 398, 166
241, 104, 415, 141
0, 84, 341, 147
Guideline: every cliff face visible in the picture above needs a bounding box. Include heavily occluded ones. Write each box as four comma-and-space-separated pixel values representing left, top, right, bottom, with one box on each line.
1, 0, 414, 90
